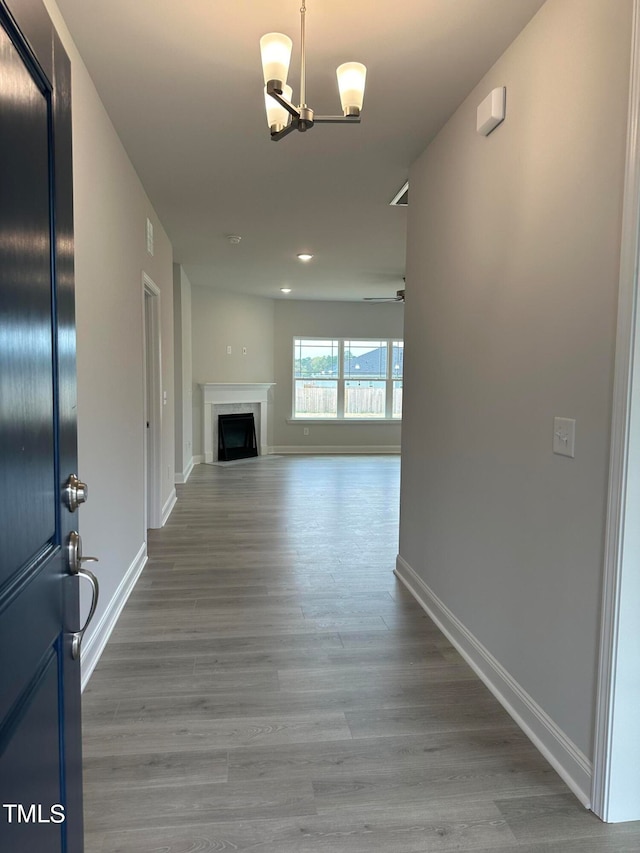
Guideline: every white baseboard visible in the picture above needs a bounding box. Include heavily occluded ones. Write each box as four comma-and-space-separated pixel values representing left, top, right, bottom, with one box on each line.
161, 488, 177, 525
395, 554, 593, 807
272, 445, 401, 455
193, 455, 204, 464
81, 542, 147, 692
175, 456, 195, 484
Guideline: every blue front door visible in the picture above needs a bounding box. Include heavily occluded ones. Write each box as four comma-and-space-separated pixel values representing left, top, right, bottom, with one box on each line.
0, 1, 84, 850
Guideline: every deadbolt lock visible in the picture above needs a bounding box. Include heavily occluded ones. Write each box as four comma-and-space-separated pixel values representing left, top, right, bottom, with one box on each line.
64, 474, 88, 512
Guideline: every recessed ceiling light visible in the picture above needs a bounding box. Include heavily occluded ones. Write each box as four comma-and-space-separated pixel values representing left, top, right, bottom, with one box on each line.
297, 253, 314, 261
280, 287, 292, 293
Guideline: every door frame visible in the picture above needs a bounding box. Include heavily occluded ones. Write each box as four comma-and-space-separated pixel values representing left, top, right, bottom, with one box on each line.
592, 0, 640, 823
142, 273, 162, 530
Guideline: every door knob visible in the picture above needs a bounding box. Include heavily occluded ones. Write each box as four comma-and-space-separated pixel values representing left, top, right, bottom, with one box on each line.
71, 567, 99, 660
67, 530, 99, 576
67, 531, 100, 660
64, 474, 88, 512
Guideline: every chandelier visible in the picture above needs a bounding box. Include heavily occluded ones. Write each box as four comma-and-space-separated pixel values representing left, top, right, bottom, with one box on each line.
260, 1, 367, 141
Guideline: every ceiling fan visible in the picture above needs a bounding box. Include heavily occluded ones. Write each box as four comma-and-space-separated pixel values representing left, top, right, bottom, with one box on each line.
363, 279, 406, 303
363, 289, 405, 303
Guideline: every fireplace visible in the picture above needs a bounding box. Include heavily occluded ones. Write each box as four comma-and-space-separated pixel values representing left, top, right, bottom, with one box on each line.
218, 413, 258, 461
200, 383, 275, 463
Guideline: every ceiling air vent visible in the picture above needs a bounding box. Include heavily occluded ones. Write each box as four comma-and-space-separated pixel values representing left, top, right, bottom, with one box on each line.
389, 181, 408, 207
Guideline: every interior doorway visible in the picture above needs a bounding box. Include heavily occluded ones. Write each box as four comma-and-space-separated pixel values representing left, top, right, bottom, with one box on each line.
143, 273, 162, 530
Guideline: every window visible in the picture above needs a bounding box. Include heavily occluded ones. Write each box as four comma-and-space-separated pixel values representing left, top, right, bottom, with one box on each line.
294, 339, 339, 418
293, 338, 403, 420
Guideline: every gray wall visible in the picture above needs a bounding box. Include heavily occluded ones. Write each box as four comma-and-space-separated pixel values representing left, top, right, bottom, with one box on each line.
44, 1, 175, 664
273, 300, 404, 451
191, 287, 275, 457
399, 0, 631, 762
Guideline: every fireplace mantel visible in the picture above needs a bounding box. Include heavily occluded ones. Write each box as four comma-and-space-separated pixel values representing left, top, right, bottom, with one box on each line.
200, 383, 275, 462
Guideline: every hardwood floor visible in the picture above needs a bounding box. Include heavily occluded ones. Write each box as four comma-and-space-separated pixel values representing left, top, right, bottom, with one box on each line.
82, 456, 640, 852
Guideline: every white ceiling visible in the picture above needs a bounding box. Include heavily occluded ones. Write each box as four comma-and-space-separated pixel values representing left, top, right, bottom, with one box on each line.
56, 0, 545, 301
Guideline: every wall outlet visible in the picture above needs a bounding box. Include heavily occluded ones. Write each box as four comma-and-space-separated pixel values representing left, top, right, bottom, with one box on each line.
303, 427, 309, 436
553, 417, 576, 458
226, 345, 232, 355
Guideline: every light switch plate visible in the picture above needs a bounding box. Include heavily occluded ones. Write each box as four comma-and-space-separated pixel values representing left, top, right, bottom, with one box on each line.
553, 417, 575, 458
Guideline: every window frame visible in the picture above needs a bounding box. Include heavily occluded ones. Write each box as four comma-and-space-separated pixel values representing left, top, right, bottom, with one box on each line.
291, 337, 403, 422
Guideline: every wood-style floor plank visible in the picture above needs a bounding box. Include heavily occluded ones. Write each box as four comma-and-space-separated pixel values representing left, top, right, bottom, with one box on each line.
82, 456, 640, 852
83, 749, 229, 791
226, 730, 548, 782
84, 777, 318, 830
92, 800, 517, 853
83, 711, 353, 758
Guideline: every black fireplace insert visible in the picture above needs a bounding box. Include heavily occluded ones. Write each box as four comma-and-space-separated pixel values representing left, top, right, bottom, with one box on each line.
218, 413, 258, 461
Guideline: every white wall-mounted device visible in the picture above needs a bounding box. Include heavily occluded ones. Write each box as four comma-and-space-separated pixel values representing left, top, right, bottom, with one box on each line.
476, 87, 506, 136
146, 217, 154, 255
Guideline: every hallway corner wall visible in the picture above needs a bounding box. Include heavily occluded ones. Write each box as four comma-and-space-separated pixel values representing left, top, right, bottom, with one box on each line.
399, 0, 632, 793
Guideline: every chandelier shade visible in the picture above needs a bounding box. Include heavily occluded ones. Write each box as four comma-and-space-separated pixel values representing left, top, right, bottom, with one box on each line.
264, 83, 293, 132
259, 33, 293, 87
337, 62, 367, 114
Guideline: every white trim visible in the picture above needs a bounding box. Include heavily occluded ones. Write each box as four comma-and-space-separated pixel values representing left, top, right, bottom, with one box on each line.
198, 382, 276, 387
142, 273, 163, 529
272, 445, 401, 455
161, 488, 177, 525
175, 456, 195, 484
193, 455, 205, 464
593, 0, 640, 822
80, 542, 147, 692
395, 555, 592, 808
286, 418, 402, 425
